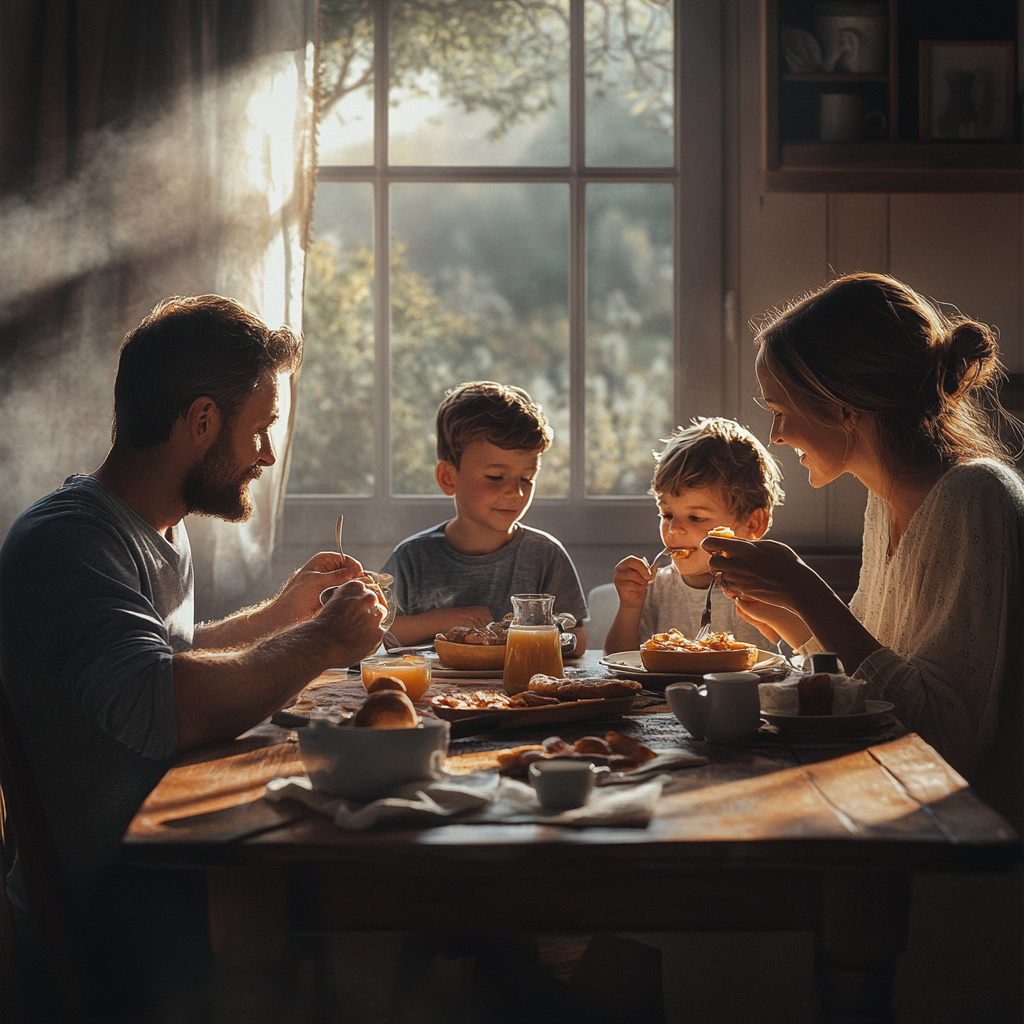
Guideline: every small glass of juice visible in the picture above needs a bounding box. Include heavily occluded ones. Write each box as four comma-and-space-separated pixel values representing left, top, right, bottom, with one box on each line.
360, 655, 432, 701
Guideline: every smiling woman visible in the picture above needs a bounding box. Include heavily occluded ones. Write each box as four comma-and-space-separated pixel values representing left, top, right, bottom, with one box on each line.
707, 272, 1024, 826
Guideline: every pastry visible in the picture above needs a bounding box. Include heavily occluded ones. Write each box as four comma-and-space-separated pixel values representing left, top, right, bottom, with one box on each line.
496, 731, 656, 777
526, 676, 642, 700
352, 690, 418, 729
758, 673, 868, 716
642, 629, 753, 654
364, 675, 407, 694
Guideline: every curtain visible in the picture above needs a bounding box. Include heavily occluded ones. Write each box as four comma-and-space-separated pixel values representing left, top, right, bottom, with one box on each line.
0, 0, 318, 621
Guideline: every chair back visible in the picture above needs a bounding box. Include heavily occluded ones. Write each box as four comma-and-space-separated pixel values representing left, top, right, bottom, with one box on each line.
585, 583, 620, 652
0, 679, 90, 1021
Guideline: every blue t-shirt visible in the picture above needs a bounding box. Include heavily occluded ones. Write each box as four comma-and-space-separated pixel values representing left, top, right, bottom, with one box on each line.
0, 476, 189, 906
382, 522, 589, 625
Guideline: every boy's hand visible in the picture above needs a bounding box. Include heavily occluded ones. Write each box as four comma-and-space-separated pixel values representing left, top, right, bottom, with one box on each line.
613, 556, 656, 610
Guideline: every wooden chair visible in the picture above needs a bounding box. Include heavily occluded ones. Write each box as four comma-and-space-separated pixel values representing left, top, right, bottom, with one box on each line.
0, 679, 90, 1022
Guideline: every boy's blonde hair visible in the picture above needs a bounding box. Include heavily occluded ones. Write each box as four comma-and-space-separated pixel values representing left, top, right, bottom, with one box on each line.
436, 381, 553, 468
652, 417, 784, 526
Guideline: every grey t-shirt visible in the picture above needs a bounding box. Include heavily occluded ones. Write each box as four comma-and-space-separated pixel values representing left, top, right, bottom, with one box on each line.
639, 566, 766, 648
382, 522, 589, 625
0, 475, 189, 906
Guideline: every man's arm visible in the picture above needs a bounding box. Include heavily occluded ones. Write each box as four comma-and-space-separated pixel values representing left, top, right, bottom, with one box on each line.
194, 552, 361, 648
174, 579, 385, 751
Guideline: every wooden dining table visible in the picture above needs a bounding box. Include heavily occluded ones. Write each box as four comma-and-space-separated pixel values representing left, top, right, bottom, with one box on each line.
123, 652, 1020, 1023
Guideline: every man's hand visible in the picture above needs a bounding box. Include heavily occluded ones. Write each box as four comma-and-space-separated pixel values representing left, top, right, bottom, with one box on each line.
268, 552, 366, 629
612, 555, 655, 610
314, 578, 387, 665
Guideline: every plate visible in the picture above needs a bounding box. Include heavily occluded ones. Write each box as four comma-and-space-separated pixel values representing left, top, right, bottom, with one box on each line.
423, 652, 506, 680
429, 695, 637, 728
601, 650, 785, 691
761, 700, 895, 739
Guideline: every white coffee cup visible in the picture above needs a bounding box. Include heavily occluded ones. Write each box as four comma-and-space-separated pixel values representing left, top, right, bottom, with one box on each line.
529, 759, 604, 810
666, 672, 761, 744
819, 93, 886, 142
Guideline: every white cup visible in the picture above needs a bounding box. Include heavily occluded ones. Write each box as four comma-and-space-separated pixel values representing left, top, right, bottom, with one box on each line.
819, 93, 886, 142
529, 760, 603, 810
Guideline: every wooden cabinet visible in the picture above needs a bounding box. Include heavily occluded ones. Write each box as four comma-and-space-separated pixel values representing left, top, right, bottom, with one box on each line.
762, 0, 1022, 192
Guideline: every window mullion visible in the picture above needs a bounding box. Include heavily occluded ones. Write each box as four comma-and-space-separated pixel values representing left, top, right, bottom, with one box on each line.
374, 0, 390, 499
569, 0, 586, 500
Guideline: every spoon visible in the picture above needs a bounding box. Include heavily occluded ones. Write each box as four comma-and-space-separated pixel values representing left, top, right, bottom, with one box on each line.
335, 515, 344, 558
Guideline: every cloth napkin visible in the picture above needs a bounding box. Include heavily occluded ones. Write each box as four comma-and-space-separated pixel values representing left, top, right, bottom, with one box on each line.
264, 769, 671, 831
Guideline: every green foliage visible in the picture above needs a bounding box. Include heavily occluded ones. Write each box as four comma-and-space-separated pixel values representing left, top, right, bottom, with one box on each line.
319, 0, 672, 142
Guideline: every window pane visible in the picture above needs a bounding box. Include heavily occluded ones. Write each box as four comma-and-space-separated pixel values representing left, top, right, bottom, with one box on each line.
388, 1, 570, 166
585, 182, 673, 495
585, 0, 674, 167
289, 183, 375, 494
318, 1, 375, 165
390, 183, 569, 496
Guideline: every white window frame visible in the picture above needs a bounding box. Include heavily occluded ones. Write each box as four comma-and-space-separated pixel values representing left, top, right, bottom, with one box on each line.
283, 0, 724, 558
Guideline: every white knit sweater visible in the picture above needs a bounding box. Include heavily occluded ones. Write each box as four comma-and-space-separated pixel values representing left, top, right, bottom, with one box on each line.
802, 460, 1024, 819
810, 460, 1024, 820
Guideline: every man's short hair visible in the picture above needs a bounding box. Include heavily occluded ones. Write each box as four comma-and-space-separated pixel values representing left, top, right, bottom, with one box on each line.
436, 381, 553, 467
652, 417, 785, 525
113, 295, 302, 448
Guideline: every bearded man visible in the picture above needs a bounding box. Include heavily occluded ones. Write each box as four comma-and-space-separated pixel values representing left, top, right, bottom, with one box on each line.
0, 295, 384, 1014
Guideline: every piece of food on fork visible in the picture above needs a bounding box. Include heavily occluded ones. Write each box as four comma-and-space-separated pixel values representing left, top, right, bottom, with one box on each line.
669, 525, 735, 567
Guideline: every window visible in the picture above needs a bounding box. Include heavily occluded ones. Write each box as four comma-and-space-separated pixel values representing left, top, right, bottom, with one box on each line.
286, 0, 723, 554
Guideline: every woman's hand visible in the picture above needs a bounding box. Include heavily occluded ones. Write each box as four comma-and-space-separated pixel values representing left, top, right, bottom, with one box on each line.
701, 536, 820, 612
704, 535, 883, 672
729, 592, 811, 648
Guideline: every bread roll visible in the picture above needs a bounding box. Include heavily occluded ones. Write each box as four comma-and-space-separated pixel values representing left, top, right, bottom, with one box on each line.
352, 690, 418, 729
365, 675, 407, 694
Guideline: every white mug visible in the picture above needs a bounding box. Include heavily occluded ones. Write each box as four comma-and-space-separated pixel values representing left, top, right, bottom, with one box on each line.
529, 759, 604, 810
666, 672, 761, 744
819, 93, 886, 142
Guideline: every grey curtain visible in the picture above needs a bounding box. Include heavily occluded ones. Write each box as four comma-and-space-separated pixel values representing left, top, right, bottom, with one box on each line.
0, 0, 318, 621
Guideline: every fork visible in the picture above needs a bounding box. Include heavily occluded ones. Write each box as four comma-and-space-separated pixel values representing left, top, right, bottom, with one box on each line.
695, 573, 720, 641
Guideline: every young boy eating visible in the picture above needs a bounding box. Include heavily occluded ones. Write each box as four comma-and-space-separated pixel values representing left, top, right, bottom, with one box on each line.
603, 417, 784, 655
382, 381, 588, 649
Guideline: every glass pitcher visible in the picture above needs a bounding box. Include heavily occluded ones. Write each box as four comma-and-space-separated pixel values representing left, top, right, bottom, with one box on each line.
502, 593, 565, 694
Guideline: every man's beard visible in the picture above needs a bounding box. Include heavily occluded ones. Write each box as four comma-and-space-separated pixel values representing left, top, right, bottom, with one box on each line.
182, 432, 259, 522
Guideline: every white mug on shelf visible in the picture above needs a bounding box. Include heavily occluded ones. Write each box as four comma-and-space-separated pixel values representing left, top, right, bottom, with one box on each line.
819, 93, 886, 142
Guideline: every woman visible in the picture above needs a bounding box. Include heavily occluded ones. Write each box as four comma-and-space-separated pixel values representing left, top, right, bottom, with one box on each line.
704, 273, 1024, 825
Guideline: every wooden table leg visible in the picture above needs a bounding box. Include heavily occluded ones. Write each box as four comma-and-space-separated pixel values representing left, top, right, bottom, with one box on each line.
816, 869, 911, 1024
207, 865, 289, 969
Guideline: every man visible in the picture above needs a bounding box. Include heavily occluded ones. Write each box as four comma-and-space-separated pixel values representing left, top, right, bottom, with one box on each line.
0, 294, 384, 1010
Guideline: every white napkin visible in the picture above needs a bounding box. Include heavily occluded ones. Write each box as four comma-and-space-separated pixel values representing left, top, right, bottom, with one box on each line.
264, 770, 670, 831
265, 773, 496, 831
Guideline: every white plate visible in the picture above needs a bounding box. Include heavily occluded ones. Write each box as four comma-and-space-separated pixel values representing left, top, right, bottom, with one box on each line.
761, 700, 896, 739
423, 652, 506, 680
601, 649, 784, 687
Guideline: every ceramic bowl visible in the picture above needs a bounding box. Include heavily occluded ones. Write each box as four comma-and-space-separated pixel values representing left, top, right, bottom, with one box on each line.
297, 717, 450, 802
640, 644, 758, 675
433, 638, 507, 671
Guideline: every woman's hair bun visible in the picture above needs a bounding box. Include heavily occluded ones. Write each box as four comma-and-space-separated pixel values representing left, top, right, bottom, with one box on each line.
940, 320, 999, 397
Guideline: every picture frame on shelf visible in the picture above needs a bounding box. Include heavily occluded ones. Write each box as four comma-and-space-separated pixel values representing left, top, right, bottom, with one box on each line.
919, 41, 1015, 142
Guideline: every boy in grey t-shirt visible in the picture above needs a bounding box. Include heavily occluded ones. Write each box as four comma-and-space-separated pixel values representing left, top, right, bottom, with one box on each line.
382, 382, 588, 648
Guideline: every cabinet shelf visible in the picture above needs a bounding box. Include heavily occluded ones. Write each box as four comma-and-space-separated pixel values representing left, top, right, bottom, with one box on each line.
762, 0, 1022, 193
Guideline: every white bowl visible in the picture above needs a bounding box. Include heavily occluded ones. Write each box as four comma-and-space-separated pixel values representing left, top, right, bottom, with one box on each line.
298, 718, 450, 802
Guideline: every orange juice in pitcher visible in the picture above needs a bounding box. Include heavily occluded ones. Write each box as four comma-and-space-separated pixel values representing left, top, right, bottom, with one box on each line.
502, 594, 564, 694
